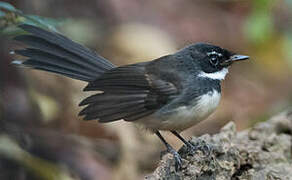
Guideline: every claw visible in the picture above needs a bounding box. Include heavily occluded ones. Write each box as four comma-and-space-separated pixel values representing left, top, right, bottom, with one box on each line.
173, 151, 182, 171
166, 144, 183, 171
202, 144, 213, 155
155, 131, 183, 171
185, 141, 196, 154
187, 141, 212, 156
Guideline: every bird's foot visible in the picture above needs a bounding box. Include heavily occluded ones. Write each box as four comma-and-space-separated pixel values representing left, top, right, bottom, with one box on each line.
185, 141, 212, 156
185, 141, 197, 154
166, 144, 182, 171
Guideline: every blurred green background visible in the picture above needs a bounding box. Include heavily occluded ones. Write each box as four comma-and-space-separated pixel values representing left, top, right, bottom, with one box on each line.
0, 0, 292, 179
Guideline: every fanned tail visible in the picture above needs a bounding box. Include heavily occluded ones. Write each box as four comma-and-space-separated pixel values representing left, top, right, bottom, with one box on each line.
11, 24, 115, 82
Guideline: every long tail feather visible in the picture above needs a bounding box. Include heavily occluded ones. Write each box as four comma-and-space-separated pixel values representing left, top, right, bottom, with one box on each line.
12, 24, 115, 82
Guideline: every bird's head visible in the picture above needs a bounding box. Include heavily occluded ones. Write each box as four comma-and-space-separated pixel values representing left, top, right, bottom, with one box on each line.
182, 43, 249, 80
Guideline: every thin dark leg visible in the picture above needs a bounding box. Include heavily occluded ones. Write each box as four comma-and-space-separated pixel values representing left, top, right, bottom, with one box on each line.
171, 131, 195, 151
155, 131, 182, 171
171, 130, 211, 155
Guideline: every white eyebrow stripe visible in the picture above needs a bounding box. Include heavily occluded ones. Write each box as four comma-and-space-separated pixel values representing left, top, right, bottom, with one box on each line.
198, 68, 229, 80
207, 51, 223, 57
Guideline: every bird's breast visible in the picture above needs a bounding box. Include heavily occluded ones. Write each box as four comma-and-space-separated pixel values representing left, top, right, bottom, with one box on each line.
137, 89, 221, 131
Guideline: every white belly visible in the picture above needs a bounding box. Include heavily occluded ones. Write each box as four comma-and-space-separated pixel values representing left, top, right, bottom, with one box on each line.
137, 89, 221, 131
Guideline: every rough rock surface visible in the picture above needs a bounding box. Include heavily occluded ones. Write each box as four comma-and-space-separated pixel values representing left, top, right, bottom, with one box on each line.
146, 110, 292, 180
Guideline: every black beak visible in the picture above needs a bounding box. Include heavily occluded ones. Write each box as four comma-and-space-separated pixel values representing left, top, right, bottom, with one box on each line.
220, 54, 249, 66
230, 54, 249, 62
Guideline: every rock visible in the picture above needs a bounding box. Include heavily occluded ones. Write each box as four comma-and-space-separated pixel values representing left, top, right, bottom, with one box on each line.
146, 110, 292, 180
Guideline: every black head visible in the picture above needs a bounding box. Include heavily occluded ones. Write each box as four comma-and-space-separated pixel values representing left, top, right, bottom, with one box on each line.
181, 43, 249, 74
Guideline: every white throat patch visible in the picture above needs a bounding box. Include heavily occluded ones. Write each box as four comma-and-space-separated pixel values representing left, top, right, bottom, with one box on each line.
198, 68, 229, 80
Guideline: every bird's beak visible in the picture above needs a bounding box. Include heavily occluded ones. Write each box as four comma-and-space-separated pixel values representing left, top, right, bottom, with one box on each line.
230, 54, 249, 62
220, 54, 249, 66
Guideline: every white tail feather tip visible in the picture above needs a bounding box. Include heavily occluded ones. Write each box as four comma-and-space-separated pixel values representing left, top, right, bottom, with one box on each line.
11, 60, 23, 65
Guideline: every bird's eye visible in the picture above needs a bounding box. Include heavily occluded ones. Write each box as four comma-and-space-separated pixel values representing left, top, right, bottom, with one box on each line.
209, 55, 219, 66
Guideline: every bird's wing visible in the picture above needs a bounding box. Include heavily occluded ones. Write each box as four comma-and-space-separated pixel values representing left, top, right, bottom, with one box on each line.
79, 63, 179, 122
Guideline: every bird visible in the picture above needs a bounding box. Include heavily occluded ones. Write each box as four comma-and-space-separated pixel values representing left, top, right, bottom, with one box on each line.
11, 24, 249, 170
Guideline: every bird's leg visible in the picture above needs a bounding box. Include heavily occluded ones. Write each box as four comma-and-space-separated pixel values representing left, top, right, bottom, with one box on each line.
155, 131, 182, 171
171, 131, 196, 153
171, 131, 211, 155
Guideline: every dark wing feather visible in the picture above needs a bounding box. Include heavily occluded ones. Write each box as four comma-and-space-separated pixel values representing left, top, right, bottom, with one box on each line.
79, 64, 178, 122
